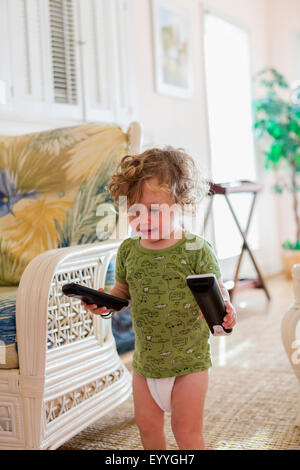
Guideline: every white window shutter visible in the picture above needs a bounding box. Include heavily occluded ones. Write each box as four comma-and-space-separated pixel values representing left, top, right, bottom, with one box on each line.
0, 0, 13, 113
46, 0, 83, 119
0, 0, 137, 124
78, 0, 137, 124
112, 0, 137, 125
6, 0, 47, 115
49, 0, 77, 105
9, 0, 31, 98
77, 0, 115, 122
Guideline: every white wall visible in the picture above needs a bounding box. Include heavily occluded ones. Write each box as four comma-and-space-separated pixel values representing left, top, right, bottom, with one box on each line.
132, 0, 209, 157
264, 0, 300, 83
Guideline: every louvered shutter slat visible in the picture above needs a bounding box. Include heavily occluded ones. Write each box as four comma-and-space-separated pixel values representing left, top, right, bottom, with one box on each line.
49, 0, 78, 105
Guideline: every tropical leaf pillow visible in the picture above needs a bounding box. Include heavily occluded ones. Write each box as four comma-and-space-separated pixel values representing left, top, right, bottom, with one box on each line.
0, 123, 128, 286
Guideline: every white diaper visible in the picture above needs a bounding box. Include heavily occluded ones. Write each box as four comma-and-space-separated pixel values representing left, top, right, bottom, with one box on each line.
146, 376, 176, 412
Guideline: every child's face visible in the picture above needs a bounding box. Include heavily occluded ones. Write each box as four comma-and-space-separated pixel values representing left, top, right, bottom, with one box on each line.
128, 177, 179, 241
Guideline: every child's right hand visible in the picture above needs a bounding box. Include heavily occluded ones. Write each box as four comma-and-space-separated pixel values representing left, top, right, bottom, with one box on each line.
81, 288, 111, 316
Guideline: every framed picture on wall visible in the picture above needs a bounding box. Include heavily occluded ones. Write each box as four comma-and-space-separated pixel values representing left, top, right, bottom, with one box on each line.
151, 0, 194, 99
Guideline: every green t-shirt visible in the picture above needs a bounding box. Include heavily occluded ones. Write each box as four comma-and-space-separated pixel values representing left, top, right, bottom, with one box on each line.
115, 230, 222, 378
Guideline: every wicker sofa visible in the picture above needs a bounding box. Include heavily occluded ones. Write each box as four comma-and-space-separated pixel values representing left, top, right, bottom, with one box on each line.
0, 121, 142, 449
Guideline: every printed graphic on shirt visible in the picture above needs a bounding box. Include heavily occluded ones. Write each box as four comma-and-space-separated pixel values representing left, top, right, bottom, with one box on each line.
115, 231, 221, 378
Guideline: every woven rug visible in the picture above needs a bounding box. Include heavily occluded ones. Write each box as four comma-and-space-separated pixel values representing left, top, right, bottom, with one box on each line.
59, 275, 300, 450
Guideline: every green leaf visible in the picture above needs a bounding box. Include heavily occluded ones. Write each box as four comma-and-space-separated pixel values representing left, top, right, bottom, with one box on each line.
273, 184, 283, 194
266, 120, 282, 138
254, 101, 264, 111
265, 149, 280, 165
289, 121, 300, 133
270, 143, 282, 157
282, 240, 293, 249
282, 239, 300, 250
254, 119, 267, 129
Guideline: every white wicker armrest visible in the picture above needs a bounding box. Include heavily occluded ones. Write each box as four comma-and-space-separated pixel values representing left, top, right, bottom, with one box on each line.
16, 240, 121, 374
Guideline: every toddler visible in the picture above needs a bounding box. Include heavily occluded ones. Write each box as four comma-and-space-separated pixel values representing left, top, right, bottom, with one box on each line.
82, 147, 237, 450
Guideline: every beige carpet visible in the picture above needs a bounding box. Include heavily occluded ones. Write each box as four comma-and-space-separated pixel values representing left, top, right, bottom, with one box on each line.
60, 275, 300, 450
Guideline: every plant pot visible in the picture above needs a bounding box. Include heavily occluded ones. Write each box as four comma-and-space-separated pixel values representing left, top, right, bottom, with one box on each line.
282, 248, 300, 279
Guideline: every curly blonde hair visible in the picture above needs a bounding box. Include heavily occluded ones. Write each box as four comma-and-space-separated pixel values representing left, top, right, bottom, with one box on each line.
107, 146, 210, 210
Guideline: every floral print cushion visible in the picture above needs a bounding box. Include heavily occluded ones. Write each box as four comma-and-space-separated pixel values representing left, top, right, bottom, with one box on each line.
0, 123, 128, 286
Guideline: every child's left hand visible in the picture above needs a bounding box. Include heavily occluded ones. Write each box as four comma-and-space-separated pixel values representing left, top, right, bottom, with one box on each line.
222, 299, 237, 329
198, 299, 237, 329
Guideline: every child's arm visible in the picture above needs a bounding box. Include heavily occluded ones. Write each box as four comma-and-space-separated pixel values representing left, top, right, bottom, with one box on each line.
81, 281, 130, 316
108, 281, 131, 300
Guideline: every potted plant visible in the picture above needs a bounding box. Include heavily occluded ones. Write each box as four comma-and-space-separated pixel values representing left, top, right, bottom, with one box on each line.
253, 67, 300, 279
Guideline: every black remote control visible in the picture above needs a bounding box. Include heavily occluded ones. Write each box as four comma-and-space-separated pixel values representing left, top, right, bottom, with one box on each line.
186, 274, 232, 336
62, 283, 129, 311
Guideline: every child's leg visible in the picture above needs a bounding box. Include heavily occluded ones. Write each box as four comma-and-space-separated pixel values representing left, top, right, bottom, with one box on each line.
132, 370, 166, 450
170, 369, 209, 450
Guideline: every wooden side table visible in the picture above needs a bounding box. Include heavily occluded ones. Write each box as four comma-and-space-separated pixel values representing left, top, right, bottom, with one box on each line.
204, 180, 271, 302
